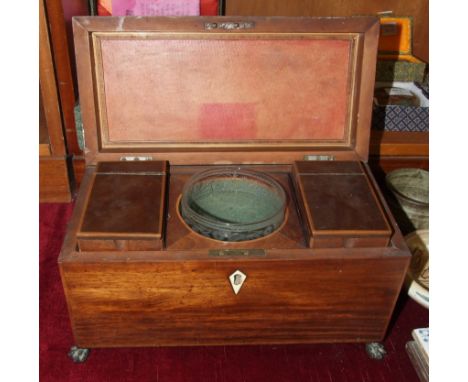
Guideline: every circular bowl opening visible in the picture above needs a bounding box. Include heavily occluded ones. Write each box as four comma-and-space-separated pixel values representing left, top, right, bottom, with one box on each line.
180, 167, 286, 242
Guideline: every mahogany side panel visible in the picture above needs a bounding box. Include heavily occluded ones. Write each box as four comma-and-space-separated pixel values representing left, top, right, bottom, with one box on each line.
60, 16, 411, 349
60, 254, 408, 348
370, 131, 429, 157
59, 165, 410, 348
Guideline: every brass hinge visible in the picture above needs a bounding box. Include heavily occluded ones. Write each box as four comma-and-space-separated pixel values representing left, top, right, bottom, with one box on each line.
120, 156, 153, 161
204, 21, 255, 30
303, 155, 335, 161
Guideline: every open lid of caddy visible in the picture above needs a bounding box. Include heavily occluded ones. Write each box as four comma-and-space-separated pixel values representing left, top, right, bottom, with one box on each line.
73, 16, 380, 165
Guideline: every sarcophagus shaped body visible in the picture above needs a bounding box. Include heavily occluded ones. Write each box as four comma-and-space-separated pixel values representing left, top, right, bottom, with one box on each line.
59, 16, 410, 348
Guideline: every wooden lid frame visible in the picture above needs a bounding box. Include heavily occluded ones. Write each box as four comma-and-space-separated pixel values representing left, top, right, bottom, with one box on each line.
73, 16, 380, 165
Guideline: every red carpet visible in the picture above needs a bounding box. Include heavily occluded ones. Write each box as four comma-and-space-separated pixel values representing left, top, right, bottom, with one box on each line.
40, 203, 428, 382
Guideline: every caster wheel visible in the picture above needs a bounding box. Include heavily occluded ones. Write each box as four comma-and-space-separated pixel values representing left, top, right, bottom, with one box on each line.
365, 342, 386, 360
68, 346, 90, 363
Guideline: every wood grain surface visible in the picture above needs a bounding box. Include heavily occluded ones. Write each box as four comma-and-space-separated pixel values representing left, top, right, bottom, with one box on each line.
61, 255, 408, 347
370, 131, 429, 157
59, 17, 410, 349
293, 161, 392, 248
39, 157, 72, 203
39, 0, 73, 202
60, 164, 410, 348
77, 161, 167, 251
40, 0, 66, 157
43, 0, 81, 155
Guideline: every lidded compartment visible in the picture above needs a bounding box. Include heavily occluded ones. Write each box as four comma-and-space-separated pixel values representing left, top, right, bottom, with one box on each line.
76, 161, 167, 251
293, 161, 392, 248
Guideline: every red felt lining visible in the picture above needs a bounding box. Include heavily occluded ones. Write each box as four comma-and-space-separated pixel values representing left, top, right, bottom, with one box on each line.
97, 38, 352, 144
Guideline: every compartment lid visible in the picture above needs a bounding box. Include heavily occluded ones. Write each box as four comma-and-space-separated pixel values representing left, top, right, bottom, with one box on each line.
378, 16, 413, 55
73, 16, 380, 165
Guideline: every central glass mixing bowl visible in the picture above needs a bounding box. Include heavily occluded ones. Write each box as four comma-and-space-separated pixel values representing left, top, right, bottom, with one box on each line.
180, 167, 287, 242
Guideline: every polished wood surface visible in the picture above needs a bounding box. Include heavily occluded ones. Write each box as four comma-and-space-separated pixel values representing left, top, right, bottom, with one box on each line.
72, 156, 86, 188
40, 0, 66, 157
370, 131, 429, 157
77, 161, 167, 251
60, 166, 410, 348
58, 0, 90, 95
370, 156, 429, 175
40, 0, 72, 202
40, 0, 89, 202
293, 161, 392, 248
39, 144, 51, 157
39, 157, 72, 202
43, 0, 81, 155
59, 17, 410, 349
39, 90, 51, 156
61, 255, 408, 347
225, 0, 429, 62
39, 90, 49, 145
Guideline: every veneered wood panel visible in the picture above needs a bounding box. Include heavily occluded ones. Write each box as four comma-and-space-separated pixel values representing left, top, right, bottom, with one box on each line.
60, 17, 410, 349
61, 254, 408, 347
293, 161, 392, 248
39, 144, 51, 156
225, 0, 429, 62
72, 157, 86, 188
369, 156, 429, 176
60, 0, 90, 96
40, 0, 66, 156
39, 89, 49, 145
59, 165, 410, 348
77, 161, 168, 251
44, 0, 81, 155
39, 157, 72, 202
370, 131, 429, 157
